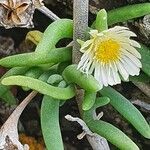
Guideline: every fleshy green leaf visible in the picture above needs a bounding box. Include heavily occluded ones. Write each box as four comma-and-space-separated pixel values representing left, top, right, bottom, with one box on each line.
82, 92, 96, 111
62, 64, 102, 92
138, 44, 150, 76
100, 86, 150, 139
88, 120, 139, 150
41, 95, 63, 150
0, 85, 16, 105
1, 76, 75, 100
95, 9, 108, 31
0, 47, 71, 68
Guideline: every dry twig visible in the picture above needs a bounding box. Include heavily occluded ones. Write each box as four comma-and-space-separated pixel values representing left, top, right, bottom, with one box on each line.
133, 82, 150, 98
65, 114, 110, 150
0, 91, 37, 150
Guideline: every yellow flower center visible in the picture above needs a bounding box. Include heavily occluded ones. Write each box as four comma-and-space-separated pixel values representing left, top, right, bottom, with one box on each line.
94, 39, 120, 63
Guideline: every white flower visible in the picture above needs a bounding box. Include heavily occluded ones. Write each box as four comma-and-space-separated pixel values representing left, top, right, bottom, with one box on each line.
78, 26, 142, 89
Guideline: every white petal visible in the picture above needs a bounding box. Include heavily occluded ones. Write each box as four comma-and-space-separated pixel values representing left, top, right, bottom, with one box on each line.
80, 39, 93, 51
114, 36, 129, 42
89, 61, 95, 74
89, 30, 99, 37
107, 64, 115, 85
78, 53, 89, 69
121, 43, 141, 59
117, 61, 129, 80
111, 63, 121, 84
94, 65, 103, 89
112, 61, 118, 72
107, 26, 129, 33
100, 64, 108, 86
85, 60, 92, 74
113, 26, 129, 31
129, 40, 141, 48
94, 63, 102, 86
77, 39, 85, 46
121, 49, 142, 68
82, 58, 91, 70
121, 56, 140, 76
120, 57, 134, 75
94, 64, 100, 81
80, 52, 89, 63
117, 38, 141, 48
94, 66, 98, 80
82, 54, 94, 73
117, 30, 137, 37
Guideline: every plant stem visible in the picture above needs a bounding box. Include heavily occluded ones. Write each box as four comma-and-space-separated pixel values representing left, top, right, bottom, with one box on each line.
72, 0, 89, 114
73, 0, 89, 64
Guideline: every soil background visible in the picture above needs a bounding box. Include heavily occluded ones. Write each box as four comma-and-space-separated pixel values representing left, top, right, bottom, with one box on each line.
0, 0, 150, 150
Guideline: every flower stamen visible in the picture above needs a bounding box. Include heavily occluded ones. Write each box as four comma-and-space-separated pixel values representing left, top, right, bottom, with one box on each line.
94, 39, 120, 63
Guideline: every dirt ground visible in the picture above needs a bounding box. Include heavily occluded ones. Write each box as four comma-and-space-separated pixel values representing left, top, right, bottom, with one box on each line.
0, 0, 150, 149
